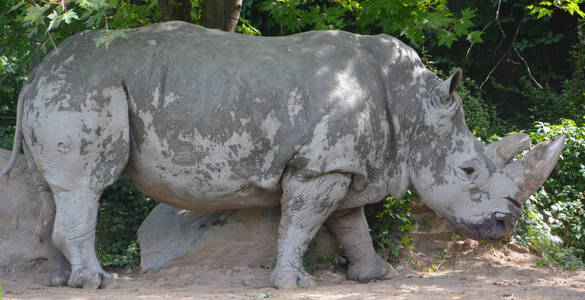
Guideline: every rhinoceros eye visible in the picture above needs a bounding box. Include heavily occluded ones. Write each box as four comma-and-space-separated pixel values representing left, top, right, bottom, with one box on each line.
461, 167, 475, 175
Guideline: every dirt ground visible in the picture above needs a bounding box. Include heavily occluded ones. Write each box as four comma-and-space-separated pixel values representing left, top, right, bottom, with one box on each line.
2, 242, 585, 300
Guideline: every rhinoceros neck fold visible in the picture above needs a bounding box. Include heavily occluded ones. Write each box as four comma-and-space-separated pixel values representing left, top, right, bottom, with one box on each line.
381, 67, 436, 200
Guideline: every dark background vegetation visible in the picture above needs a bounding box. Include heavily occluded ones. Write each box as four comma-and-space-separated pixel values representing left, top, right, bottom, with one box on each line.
1, 0, 584, 271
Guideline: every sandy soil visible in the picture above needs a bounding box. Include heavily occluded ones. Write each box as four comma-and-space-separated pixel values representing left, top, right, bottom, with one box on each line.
2, 242, 585, 300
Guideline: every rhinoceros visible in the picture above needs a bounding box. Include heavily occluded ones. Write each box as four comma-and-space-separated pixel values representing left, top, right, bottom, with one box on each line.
3, 21, 564, 289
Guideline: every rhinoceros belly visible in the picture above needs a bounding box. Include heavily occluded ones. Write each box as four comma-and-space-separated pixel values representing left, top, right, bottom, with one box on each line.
122, 108, 287, 211
124, 147, 283, 211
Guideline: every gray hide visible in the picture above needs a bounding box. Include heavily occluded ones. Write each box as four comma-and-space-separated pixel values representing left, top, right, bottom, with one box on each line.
2, 21, 564, 289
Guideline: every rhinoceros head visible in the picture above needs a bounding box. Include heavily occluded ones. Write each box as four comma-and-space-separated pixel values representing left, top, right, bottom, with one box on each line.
408, 68, 565, 240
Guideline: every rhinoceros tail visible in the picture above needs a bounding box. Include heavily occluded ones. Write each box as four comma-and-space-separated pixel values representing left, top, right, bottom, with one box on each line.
2, 83, 28, 176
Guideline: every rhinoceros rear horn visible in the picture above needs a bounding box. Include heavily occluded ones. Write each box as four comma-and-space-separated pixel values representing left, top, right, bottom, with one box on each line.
487, 133, 532, 168
504, 135, 566, 205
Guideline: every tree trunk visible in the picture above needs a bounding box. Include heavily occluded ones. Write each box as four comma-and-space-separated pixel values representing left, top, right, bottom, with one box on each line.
159, 0, 192, 22
204, 0, 243, 32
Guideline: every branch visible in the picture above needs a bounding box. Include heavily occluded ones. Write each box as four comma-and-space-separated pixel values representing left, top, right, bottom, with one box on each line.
493, 0, 506, 59
513, 46, 543, 89
480, 48, 508, 89
480, 13, 543, 90
465, 19, 493, 61
509, 15, 543, 89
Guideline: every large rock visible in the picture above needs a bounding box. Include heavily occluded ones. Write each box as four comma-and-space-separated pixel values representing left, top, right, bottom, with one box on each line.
409, 198, 458, 253
0, 148, 46, 267
138, 204, 340, 271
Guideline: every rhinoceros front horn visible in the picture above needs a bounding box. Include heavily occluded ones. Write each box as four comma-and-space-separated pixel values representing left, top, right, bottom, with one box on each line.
503, 135, 566, 205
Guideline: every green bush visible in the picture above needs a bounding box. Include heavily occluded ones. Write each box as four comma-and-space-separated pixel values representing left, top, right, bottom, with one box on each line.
255, 0, 482, 48
0, 126, 15, 150
365, 192, 415, 262
96, 175, 157, 268
512, 119, 585, 269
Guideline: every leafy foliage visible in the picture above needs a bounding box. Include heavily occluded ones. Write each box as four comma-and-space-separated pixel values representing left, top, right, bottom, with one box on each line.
0, 127, 15, 151
512, 119, 585, 269
7, 0, 161, 55
0, 0, 33, 119
96, 176, 157, 268
527, 0, 585, 19
366, 192, 415, 262
256, 0, 483, 48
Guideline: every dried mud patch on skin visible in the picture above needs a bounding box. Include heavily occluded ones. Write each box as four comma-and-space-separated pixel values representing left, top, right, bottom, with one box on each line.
2, 243, 585, 299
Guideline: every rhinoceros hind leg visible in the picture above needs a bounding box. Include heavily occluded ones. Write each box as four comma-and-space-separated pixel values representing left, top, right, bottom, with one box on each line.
271, 172, 351, 289
23, 145, 71, 286
23, 85, 129, 289
327, 207, 393, 282
49, 190, 113, 289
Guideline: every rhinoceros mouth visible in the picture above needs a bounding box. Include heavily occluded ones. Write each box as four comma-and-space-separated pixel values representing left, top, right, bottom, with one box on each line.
453, 211, 518, 241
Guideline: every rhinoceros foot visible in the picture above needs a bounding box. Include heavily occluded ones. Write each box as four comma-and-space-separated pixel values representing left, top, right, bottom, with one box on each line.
67, 268, 118, 289
270, 267, 316, 289
44, 269, 70, 287
43, 244, 72, 287
347, 255, 391, 282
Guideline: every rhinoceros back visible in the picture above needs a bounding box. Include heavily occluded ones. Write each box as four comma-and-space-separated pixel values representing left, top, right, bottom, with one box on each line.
102, 22, 388, 211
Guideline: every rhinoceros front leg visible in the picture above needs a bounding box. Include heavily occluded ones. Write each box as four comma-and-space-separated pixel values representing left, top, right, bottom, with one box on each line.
326, 207, 395, 282
271, 172, 352, 289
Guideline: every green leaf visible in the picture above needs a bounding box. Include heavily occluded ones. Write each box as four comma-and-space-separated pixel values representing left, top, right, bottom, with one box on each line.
454, 8, 475, 36
23, 4, 50, 24
467, 30, 484, 43
237, 19, 261, 36
62, 10, 80, 25
94, 30, 127, 49
437, 29, 457, 48
46, 9, 78, 32
566, 2, 585, 18
78, 0, 109, 11
47, 10, 61, 32
427, 10, 451, 29
9, 0, 26, 12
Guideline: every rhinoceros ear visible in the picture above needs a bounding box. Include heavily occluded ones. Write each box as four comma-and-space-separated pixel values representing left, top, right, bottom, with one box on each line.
447, 68, 462, 95
431, 68, 462, 108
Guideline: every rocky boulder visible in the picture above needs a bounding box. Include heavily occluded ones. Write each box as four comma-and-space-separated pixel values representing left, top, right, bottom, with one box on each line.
409, 198, 457, 253
0, 148, 46, 267
138, 204, 340, 271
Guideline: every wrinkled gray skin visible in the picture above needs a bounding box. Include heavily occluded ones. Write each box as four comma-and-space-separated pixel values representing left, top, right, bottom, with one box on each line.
3, 21, 565, 289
